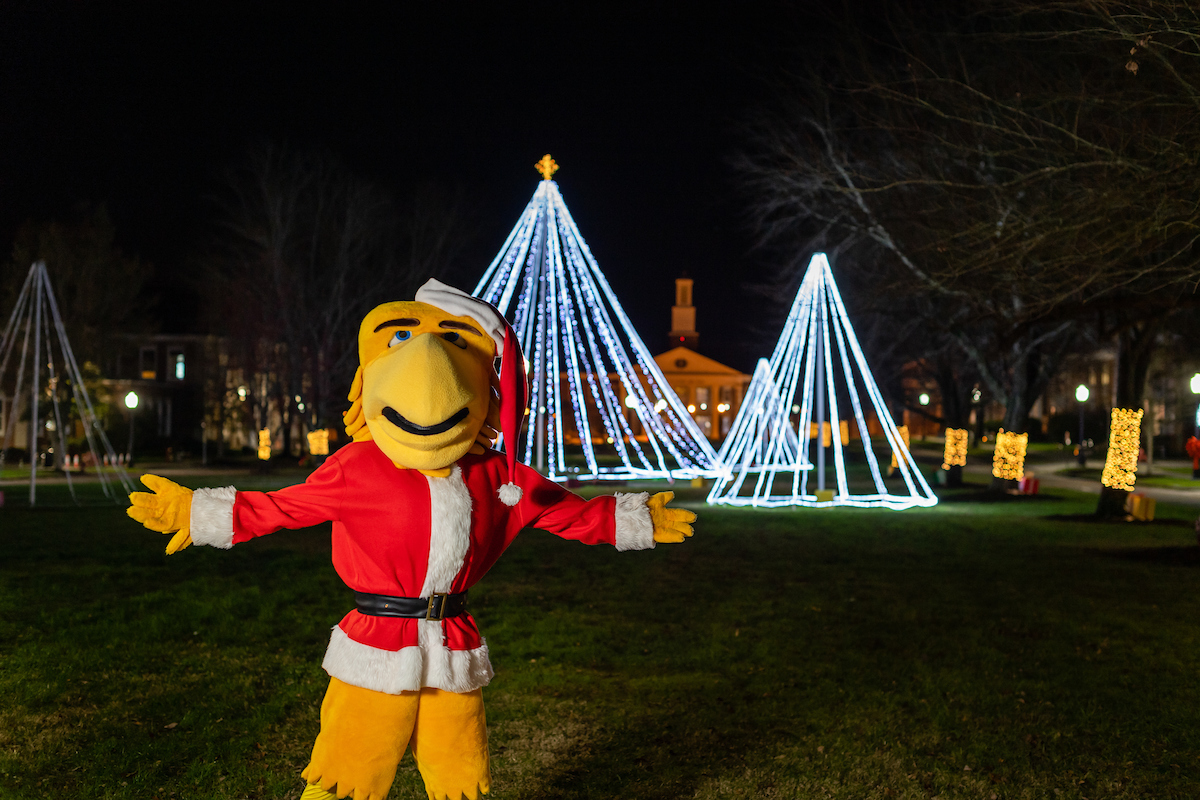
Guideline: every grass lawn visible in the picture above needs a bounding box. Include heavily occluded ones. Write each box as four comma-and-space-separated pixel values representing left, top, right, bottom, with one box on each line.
1056, 466, 1200, 492
3, 475, 1200, 799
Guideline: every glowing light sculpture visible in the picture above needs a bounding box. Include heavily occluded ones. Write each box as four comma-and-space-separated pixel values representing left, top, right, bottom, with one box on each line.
473, 157, 719, 481
942, 428, 968, 470
1101, 409, 1142, 491
707, 253, 937, 509
307, 428, 331, 456
991, 429, 1028, 482
0, 260, 134, 506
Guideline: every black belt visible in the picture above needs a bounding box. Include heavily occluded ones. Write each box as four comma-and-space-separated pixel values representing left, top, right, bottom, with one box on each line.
354, 591, 468, 621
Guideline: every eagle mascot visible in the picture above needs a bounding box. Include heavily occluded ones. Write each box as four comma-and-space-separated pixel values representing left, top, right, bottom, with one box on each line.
127, 279, 696, 800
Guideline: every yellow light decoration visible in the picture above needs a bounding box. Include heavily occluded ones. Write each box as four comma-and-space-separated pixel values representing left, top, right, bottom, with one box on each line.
991, 429, 1028, 481
942, 428, 968, 470
257, 428, 272, 461
534, 154, 559, 180
809, 421, 851, 447
1100, 408, 1143, 491
307, 428, 330, 456
890, 425, 910, 470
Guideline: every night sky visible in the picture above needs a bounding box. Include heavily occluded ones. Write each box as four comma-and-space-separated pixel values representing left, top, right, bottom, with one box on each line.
0, 3, 807, 370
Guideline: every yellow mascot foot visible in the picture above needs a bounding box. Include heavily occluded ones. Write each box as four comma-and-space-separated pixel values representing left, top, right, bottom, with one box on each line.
300, 783, 338, 800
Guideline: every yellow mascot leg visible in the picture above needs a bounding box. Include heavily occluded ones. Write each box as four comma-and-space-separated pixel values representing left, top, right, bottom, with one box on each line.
410, 688, 490, 800
302, 677, 420, 800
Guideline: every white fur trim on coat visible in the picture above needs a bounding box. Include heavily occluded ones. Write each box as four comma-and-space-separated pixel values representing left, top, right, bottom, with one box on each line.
189, 486, 237, 549
419, 465, 472, 596
322, 625, 494, 694
614, 492, 655, 552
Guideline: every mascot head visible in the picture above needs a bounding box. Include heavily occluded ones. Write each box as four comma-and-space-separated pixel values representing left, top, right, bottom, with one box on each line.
343, 279, 527, 504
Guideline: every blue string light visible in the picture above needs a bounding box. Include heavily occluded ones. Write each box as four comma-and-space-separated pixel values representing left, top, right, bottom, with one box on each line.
708, 253, 938, 509
474, 179, 720, 481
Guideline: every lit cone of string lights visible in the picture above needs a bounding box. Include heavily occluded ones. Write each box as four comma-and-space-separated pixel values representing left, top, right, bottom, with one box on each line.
708, 253, 937, 509
472, 156, 719, 481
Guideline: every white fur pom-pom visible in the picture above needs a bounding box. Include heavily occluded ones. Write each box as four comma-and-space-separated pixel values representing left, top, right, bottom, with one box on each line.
498, 482, 523, 506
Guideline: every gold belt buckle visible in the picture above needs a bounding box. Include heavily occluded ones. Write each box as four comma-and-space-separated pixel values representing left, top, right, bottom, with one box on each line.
427, 592, 448, 621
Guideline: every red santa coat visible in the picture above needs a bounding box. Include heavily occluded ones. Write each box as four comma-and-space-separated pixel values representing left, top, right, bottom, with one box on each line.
188, 441, 655, 694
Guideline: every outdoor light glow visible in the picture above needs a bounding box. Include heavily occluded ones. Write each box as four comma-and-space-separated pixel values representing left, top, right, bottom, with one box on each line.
124, 391, 139, 410
624, 395, 639, 409
307, 428, 330, 456
472, 171, 718, 482
1075, 384, 1090, 403
687, 404, 697, 413
918, 392, 930, 406
991, 429, 1028, 481
1101, 408, 1143, 491
708, 254, 937, 509
1191, 373, 1200, 395
942, 428, 968, 469
257, 428, 271, 460
889, 425, 911, 471
237, 385, 248, 401
700, 403, 707, 410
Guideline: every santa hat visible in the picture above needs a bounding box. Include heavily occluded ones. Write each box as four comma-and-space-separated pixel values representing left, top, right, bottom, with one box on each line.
415, 278, 527, 506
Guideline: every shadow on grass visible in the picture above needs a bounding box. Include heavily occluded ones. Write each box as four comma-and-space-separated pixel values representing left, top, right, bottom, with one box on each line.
937, 488, 1058, 504
1043, 513, 1193, 528
1087, 545, 1200, 566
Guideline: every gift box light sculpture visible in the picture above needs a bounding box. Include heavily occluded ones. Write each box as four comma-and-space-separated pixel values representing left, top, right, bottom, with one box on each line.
991, 429, 1028, 481
1101, 408, 1142, 492
707, 253, 937, 509
472, 156, 719, 481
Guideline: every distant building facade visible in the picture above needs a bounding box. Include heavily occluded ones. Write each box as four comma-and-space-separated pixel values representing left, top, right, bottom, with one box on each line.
656, 277, 750, 440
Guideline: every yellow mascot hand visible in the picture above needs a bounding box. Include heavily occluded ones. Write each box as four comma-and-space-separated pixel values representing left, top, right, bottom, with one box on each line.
648, 491, 696, 544
127, 474, 194, 554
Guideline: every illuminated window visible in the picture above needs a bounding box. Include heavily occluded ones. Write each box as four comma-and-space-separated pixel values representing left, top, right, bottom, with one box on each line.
139, 347, 157, 380
169, 349, 185, 380
696, 387, 711, 406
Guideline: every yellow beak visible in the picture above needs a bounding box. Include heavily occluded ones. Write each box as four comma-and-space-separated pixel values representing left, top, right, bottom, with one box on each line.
362, 331, 490, 469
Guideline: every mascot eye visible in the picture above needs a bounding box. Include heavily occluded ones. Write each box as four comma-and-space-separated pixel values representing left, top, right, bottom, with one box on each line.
442, 331, 468, 349
389, 330, 412, 347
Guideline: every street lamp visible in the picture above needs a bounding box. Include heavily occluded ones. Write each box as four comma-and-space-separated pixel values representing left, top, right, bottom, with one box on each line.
1075, 384, 1089, 467
124, 391, 139, 465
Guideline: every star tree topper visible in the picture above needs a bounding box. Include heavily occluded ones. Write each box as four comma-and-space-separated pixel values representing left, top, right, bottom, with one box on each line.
535, 154, 559, 181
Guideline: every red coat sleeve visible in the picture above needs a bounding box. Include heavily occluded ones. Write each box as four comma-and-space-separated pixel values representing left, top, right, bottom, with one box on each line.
231, 456, 346, 544
508, 462, 616, 546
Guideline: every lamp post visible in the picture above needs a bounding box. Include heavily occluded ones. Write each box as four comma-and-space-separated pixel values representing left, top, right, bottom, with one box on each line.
124, 390, 139, 466
1075, 384, 1089, 467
